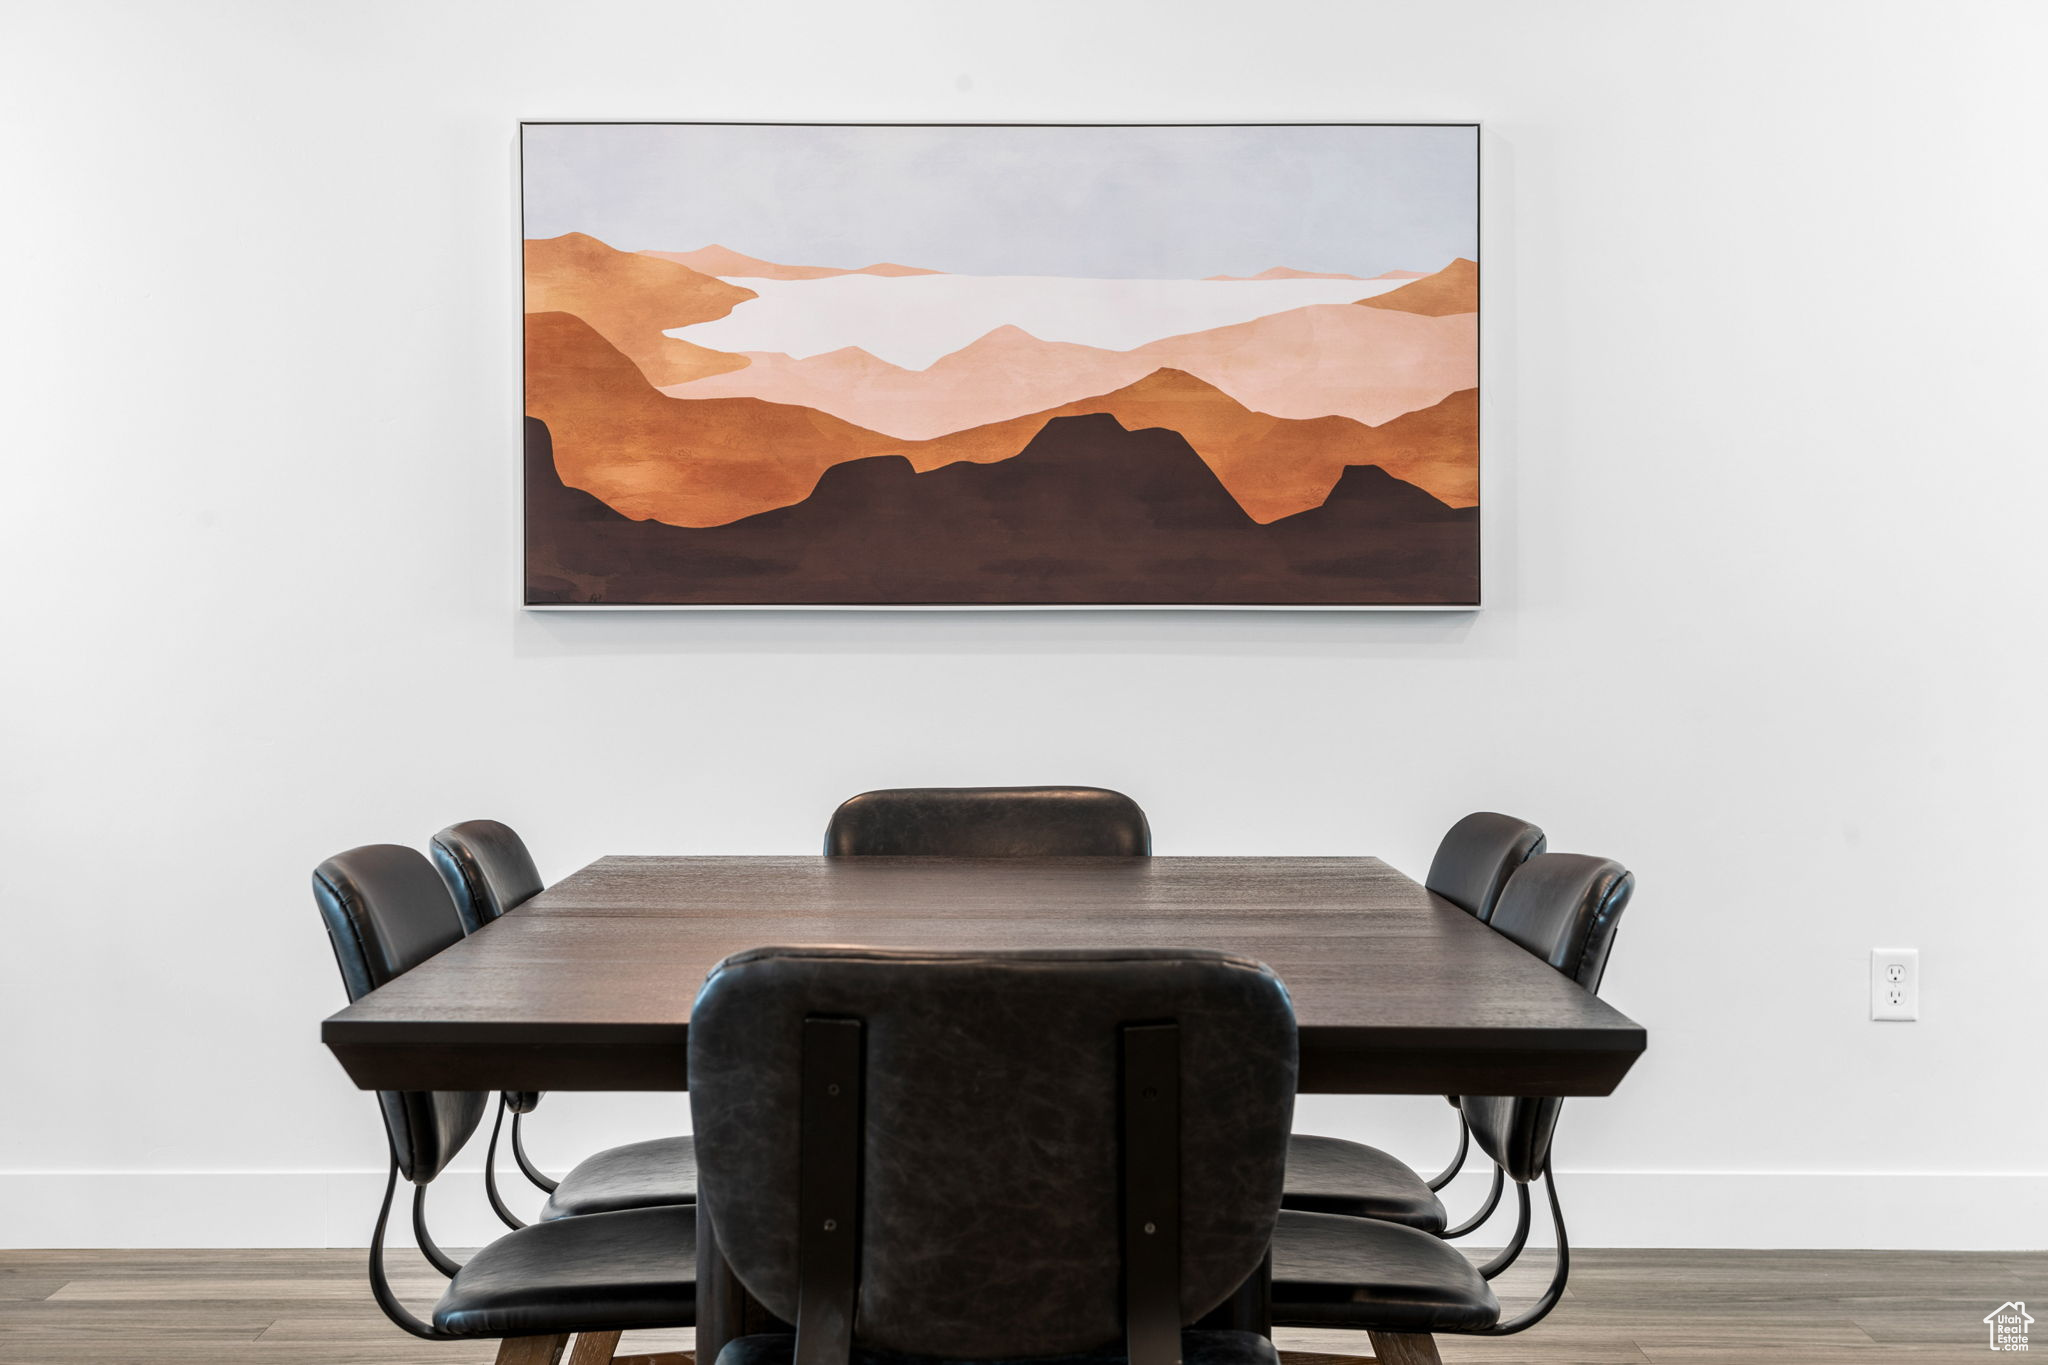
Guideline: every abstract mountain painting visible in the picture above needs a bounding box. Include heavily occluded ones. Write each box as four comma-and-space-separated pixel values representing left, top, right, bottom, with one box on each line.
521, 123, 1480, 607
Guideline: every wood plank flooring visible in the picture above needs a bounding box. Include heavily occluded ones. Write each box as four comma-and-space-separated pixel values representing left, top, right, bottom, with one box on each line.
0, 1247, 2037, 1363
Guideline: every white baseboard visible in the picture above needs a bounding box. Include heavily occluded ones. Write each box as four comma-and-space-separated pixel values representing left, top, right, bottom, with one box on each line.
1442, 1169, 2048, 1251
0, 1168, 526, 1252
1, 1169, 2042, 1251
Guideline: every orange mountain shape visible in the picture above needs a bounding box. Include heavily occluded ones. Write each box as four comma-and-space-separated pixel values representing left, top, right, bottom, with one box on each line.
1203, 266, 1364, 281
1373, 269, 1430, 280
638, 244, 942, 279
1125, 305, 1473, 431
528, 311, 1476, 528
528, 311, 901, 526
1356, 258, 1478, 316
1037, 369, 1476, 522
665, 305, 1475, 440
524, 233, 755, 387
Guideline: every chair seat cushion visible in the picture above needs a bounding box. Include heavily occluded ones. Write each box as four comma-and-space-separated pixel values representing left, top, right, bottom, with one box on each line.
540, 1135, 698, 1220
1283, 1134, 1447, 1232
433, 1204, 695, 1338
715, 1329, 1277, 1365
1270, 1209, 1499, 1334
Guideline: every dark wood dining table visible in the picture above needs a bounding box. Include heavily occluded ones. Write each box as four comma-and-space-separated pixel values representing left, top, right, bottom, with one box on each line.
322, 855, 1646, 1359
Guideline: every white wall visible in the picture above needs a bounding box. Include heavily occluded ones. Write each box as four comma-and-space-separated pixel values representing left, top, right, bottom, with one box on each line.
2, 0, 2043, 1250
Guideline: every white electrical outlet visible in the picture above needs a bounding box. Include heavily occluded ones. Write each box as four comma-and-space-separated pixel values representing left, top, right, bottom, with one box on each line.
1870, 948, 1919, 1021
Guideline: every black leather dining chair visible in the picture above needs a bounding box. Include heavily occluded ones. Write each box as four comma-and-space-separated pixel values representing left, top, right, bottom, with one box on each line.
1425, 812, 1549, 922
1265, 853, 1637, 1361
817, 792, 1531, 1248
429, 821, 553, 1206
314, 843, 696, 1364
1280, 812, 1546, 1232
431, 819, 700, 1230
687, 944, 1297, 1365
823, 785, 1152, 856
431, 818, 547, 935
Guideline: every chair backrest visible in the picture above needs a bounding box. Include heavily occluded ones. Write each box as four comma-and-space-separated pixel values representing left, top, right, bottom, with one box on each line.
1426, 811, 1547, 921
689, 946, 1296, 1361
429, 819, 545, 934
312, 843, 487, 1184
1460, 853, 1635, 1181
823, 786, 1151, 857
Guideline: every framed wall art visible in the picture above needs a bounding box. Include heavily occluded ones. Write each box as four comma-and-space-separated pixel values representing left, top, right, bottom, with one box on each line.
521, 122, 1479, 608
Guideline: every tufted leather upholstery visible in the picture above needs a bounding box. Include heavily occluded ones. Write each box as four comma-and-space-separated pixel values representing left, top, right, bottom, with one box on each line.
689, 946, 1296, 1360
1281, 1135, 1447, 1232
1269, 1210, 1498, 1332
541, 1135, 699, 1220
1485, 853, 1632, 994
823, 786, 1151, 858
432, 1203, 696, 1338
1459, 853, 1634, 1182
716, 1329, 1280, 1365
430, 819, 545, 934
430, 820, 547, 1113
1425, 812, 1547, 922
312, 845, 487, 1185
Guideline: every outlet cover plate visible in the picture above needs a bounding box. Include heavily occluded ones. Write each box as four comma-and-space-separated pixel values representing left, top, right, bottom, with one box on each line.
1871, 948, 1919, 1021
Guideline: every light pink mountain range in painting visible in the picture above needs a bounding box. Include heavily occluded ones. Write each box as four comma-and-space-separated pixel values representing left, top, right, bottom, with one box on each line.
1205, 266, 1365, 281
1204, 267, 1432, 281
637, 244, 940, 280
663, 304, 1476, 439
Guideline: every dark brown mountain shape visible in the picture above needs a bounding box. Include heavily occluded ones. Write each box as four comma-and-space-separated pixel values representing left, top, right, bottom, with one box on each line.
526, 415, 1478, 607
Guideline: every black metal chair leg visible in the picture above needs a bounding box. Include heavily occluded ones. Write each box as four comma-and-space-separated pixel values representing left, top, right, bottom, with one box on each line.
1426, 1110, 1471, 1192
511, 1108, 559, 1194
484, 1096, 528, 1230
1474, 1163, 1570, 1335
1441, 1162, 1504, 1239
411, 1179, 464, 1278
369, 1160, 454, 1340
1475, 1180, 1531, 1279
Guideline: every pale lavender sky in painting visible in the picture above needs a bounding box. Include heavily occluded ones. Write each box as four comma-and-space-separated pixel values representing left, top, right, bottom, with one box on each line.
521, 123, 1476, 280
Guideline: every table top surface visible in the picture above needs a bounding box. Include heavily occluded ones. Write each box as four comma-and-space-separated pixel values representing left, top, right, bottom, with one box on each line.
322, 855, 1646, 1096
